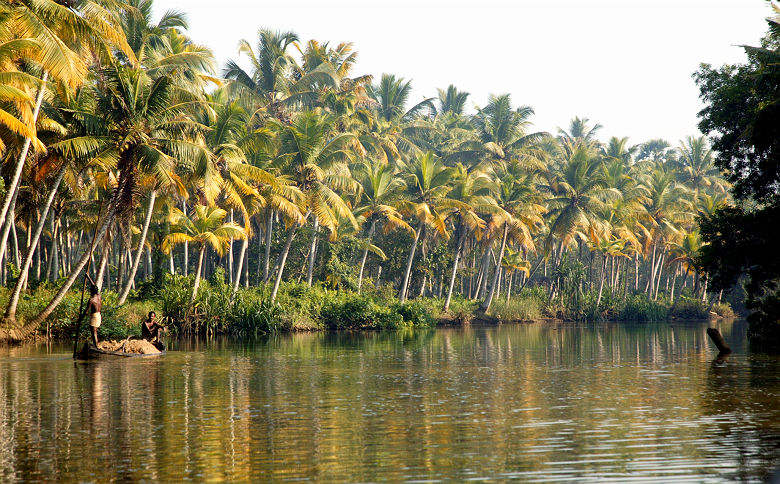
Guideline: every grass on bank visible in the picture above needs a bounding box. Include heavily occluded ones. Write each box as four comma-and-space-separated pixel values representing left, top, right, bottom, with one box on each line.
1, 270, 737, 340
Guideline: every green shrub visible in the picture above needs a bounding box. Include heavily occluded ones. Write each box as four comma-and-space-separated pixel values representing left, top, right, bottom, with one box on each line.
442, 296, 479, 324
158, 273, 192, 326
231, 291, 283, 334
321, 292, 398, 329
619, 295, 669, 321
711, 302, 735, 318
489, 295, 543, 321
670, 298, 709, 319
393, 300, 435, 327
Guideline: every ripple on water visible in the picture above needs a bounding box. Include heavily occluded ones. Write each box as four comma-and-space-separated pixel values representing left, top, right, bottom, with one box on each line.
1, 323, 779, 482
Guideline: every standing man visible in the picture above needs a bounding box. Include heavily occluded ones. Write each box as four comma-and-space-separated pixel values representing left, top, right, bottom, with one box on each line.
87, 283, 102, 346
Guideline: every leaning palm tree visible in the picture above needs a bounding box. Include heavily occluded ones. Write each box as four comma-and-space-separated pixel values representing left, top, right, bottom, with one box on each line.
162, 204, 246, 301
0, 0, 136, 258
3, 82, 105, 325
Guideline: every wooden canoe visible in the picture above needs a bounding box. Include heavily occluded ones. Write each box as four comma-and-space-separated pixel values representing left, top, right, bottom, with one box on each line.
77, 341, 166, 359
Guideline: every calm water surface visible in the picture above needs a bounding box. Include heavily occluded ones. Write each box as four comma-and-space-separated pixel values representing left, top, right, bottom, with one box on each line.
1, 321, 780, 482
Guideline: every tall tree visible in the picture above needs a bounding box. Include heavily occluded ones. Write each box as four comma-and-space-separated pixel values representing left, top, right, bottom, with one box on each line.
163, 204, 245, 300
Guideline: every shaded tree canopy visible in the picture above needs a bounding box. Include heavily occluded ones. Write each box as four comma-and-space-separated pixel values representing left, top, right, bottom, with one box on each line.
695, 2, 780, 341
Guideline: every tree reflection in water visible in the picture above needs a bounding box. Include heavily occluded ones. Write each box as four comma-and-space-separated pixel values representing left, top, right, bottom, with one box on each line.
0, 321, 779, 482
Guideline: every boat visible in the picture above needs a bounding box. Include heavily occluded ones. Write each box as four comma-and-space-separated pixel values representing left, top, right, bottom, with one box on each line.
76, 340, 166, 360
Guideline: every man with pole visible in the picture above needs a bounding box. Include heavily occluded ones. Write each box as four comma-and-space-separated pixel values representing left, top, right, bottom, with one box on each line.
86, 283, 102, 346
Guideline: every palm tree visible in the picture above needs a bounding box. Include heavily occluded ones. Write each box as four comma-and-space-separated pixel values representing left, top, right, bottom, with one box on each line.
590, 236, 631, 306
351, 159, 410, 292
636, 138, 674, 163
639, 161, 694, 299
97, 66, 208, 305
224, 29, 338, 122
544, 142, 616, 252
675, 135, 726, 195
472, 94, 547, 168
162, 204, 245, 300
558, 116, 603, 147
397, 151, 460, 302
603, 136, 636, 165
368, 73, 434, 123
0, 0, 136, 240
0, 35, 42, 153
481, 161, 544, 311
501, 248, 531, 303
270, 110, 357, 300
22, 65, 209, 330
667, 229, 703, 302
443, 164, 492, 311
437, 85, 469, 116
3, 84, 106, 324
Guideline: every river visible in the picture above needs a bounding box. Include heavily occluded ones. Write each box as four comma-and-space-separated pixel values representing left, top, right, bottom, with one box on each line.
1, 321, 779, 482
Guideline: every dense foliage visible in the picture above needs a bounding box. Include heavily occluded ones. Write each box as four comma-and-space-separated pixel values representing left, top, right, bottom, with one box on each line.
695, 3, 780, 343
0, 0, 753, 341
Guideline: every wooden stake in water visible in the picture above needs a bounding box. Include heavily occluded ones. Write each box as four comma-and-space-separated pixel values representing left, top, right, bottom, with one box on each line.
706, 327, 732, 356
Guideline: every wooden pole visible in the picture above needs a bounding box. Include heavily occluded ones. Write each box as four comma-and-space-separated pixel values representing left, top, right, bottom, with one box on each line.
72, 202, 103, 357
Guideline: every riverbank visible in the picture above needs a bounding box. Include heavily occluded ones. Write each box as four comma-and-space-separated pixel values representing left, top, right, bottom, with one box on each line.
0, 273, 736, 342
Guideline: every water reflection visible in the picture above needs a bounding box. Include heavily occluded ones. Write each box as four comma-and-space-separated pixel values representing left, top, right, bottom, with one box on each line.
1, 321, 779, 482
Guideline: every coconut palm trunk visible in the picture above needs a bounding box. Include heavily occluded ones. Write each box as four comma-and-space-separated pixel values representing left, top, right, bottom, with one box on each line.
0, 72, 47, 232
482, 223, 509, 311
231, 234, 250, 297
117, 190, 156, 305
45, 213, 60, 282
4, 163, 68, 323
596, 255, 609, 306
263, 209, 273, 283
0, 183, 22, 272
653, 252, 666, 301
647, 241, 657, 298
306, 218, 319, 286
190, 245, 206, 302
444, 230, 466, 311
399, 220, 425, 303
270, 223, 299, 302
357, 219, 376, 293
96, 243, 109, 290
182, 201, 188, 276
2, 203, 116, 343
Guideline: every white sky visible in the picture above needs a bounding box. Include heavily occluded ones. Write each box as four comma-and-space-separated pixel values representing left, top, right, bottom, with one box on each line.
153, 0, 771, 146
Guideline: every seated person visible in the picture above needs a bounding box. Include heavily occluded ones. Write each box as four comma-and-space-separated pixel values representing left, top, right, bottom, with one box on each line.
141, 311, 165, 342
